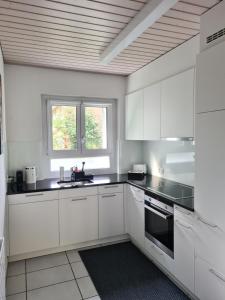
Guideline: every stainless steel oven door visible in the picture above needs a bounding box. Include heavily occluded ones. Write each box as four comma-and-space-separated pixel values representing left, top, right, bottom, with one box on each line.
145, 201, 174, 258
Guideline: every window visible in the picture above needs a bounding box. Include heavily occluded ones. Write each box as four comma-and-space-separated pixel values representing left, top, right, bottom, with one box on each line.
43, 95, 116, 175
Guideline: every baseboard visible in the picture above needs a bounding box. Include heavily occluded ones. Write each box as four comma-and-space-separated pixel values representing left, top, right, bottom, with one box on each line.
8, 234, 129, 262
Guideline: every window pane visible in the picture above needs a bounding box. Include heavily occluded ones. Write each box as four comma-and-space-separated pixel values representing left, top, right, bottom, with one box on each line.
51, 156, 110, 171
52, 105, 77, 151
84, 106, 107, 150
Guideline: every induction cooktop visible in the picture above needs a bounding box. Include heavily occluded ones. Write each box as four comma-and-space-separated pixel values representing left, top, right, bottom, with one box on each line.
147, 181, 193, 200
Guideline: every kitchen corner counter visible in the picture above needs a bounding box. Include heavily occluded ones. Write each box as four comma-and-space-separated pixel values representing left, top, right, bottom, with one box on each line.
7, 173, 194, 211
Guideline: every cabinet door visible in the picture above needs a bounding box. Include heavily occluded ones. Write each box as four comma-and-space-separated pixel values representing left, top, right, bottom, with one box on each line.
195, 111, 225, 232
59, 195, 98, 246
127, 186, 144, 248
161, 68, 194, 138
174, 214, 194, 293
195, 256, 225, 300
99, 193, 124, 239
196, 41, 225, 113
9, 200, 59, 256
143, 83, 161, 140
145, 237, 174, 274
126, 90, 143, 140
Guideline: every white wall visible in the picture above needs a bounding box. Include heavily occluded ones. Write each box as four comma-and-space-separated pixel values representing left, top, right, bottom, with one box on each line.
5, 65, 142, 179
143, 141, 195, 186
127, 36, 200, 186
0, 48, 7, 237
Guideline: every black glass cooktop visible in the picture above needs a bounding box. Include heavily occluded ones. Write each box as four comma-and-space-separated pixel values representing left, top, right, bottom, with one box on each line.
147, 181, 193, 200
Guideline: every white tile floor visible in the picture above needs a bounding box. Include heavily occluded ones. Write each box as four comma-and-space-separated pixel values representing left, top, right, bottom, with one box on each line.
6, 251, 101, 300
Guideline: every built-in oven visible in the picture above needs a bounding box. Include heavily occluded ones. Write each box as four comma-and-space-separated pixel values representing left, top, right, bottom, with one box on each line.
145, 193, 174, 258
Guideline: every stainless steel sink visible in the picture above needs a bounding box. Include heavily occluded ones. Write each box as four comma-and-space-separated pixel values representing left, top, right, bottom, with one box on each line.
57, 179, 94, 188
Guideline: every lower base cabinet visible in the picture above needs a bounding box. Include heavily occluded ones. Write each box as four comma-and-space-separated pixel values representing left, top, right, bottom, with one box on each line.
99, 193, 124, 239
126, 185, 145, 248
59, 195, 98, 246
174, 207, 195, 293
195, 256, 225, 300
9, 200, 59, 256
145, 238, 174, 274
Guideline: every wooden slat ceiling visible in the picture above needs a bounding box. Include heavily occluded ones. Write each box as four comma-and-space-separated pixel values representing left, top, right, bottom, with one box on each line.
0, 0, 221, 75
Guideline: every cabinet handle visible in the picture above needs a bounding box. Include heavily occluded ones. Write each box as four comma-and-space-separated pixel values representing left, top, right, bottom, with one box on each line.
151, 245, 163, 256
104, 185, 119, 189
135, 198, 143, 203
176, 220, 192, 230
71, 197, 87, 201
209, 268, 225, 283
102, 194, 116, 198
175, 206, 191, 215
198, 216, 218, 229
26, 193, 44, 197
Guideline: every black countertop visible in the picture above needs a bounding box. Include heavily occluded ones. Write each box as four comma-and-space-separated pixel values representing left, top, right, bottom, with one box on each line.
7, 174, 194, 211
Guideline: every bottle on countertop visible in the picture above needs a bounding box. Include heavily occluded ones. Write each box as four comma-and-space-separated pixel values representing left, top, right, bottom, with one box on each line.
59, 166, 64, 182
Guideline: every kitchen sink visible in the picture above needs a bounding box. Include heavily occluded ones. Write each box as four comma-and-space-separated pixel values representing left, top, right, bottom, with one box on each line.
57, 179, 94, 188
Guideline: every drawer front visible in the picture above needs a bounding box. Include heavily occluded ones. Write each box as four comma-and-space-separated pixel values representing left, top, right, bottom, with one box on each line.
145, 238, 174, 274
174, 205, 194, 224
194, 216, 225, 274
59, 187, 98, 199
195, 256, 225, 300
98, 184, 123, 194
8, 190, 59, 204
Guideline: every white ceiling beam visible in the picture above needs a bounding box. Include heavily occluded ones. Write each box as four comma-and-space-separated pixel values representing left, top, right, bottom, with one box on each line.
100, 0, 179, 64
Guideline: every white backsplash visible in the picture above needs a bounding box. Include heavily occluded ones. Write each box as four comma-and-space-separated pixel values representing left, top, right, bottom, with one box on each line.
143, 140, 195, 186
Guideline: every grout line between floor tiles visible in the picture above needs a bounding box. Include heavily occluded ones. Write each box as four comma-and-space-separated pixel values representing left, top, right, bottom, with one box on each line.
66, 251, 84, 300
26, 279, 76, 293
25, 262, 70, 274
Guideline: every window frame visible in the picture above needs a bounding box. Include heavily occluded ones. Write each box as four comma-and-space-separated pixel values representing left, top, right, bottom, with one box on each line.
42, 95, 117, 175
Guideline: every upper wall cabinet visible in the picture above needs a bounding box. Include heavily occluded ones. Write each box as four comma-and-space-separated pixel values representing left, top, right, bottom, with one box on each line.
161, 68, 195, 138
143, 83, 161, 140
126, 90, 144, 140
126, 84, 161, 140
196, 41, 225, 113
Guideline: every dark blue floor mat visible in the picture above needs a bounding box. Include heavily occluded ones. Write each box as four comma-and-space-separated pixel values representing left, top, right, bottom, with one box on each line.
79, 242, 190, 300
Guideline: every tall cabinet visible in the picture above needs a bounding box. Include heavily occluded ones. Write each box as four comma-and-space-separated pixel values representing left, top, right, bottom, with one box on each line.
195, 40, 225, 299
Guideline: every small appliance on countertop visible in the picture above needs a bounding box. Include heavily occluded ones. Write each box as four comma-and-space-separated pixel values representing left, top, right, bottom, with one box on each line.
128, 164, 147, 180
25, 166, 37, 184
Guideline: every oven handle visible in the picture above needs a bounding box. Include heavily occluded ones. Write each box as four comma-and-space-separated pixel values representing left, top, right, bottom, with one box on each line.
145, 204, 173, 220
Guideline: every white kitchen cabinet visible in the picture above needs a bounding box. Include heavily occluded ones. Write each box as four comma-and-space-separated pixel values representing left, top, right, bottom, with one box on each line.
196, 40, 225, 113
195, 110, 225, 232
194, 215, 225, 275
145, 238, 174, 274
195, 256, 225, 300
126, 185, 144, 248
174, 206, 195, 293
143, 83, 161, 140
59, 195, 98, 246
9, 200, 59, 256
126, 90, 143, 140
161, 68, 194, 138
99, 193, 124, 239
8, 191, 59, 204
98, 184, 123, 195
